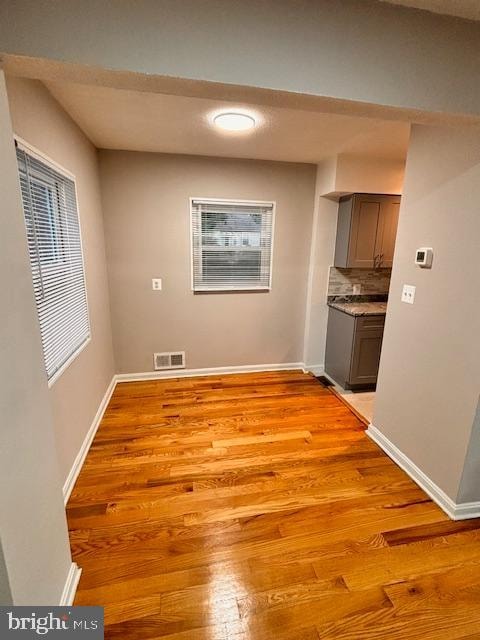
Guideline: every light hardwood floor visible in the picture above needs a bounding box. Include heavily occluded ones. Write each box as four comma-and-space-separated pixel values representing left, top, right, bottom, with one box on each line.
67, 370, 480, 639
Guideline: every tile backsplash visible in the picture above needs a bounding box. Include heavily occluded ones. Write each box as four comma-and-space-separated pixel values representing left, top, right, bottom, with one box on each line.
327, 266, 391, 297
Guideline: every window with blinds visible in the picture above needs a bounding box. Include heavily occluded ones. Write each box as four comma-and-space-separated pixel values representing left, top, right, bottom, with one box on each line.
16, 142, 90, 383
191, 199, 275, 291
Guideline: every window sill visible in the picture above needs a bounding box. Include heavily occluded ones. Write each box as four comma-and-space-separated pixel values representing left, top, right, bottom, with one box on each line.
193, 287, 271, 293
47, 335, 91, 388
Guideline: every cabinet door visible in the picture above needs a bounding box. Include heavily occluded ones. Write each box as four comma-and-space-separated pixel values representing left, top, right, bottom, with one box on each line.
347, 195, 381, 268
375, 197, 400, 268
349, 323, 384, 386
325, 307, 355, 387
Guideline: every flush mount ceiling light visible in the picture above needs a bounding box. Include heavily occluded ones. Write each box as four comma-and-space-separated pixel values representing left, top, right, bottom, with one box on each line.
213, 112, 256, 132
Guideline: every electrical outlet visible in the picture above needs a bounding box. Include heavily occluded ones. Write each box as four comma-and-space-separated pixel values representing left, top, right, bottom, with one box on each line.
152, 278, 162, 291
401, 284, 416, 304
352, 284, 361, 295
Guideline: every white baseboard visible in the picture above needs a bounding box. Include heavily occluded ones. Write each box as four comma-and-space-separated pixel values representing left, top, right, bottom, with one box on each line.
451, 501, 480, 520
62, 376, 116, 504
115, 362, 305, 383
59, 563, 82, 606
367, 424, 480, 521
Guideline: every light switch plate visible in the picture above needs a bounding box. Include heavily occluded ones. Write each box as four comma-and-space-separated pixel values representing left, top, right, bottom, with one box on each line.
152, 278, 162, 291
401, 284, 416, 304
352, 284, 361, 295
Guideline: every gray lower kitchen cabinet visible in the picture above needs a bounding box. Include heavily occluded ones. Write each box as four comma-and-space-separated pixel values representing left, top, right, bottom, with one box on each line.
334, 193, 400, 269
325, 308, 385, 389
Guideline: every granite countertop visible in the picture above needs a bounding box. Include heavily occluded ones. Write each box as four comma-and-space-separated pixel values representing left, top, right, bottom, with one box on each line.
328, 301, 387, 317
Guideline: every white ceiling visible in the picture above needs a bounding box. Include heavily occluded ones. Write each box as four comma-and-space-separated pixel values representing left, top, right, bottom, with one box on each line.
381, 0, 480, 21
46, 82, 410, 165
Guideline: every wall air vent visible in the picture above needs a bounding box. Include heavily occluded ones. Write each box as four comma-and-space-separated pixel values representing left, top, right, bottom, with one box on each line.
153, 351, 185, 370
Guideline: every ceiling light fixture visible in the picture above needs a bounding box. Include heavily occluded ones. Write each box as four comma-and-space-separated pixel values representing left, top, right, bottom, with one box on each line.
213, 112, 256, 132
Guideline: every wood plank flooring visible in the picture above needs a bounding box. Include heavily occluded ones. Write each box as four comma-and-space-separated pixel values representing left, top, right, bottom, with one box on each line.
67, 370, 480, 639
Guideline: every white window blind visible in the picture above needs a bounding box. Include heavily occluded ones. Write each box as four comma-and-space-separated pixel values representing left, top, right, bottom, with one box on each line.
191, 199, 274, 291
16, 143, 90, 382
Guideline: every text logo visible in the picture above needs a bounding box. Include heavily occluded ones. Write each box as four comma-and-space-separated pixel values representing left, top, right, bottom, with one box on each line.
0, 607, 103, 638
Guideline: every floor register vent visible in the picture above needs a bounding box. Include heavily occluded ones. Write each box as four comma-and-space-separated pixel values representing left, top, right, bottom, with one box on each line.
154, 351, 186, 370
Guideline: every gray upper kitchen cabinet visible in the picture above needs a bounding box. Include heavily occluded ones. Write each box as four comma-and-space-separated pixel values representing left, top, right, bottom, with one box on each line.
334, 193, 400, 268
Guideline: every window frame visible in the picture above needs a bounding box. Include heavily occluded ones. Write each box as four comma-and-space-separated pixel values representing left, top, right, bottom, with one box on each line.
15, 135, 91, 388
190, 197, 276, 292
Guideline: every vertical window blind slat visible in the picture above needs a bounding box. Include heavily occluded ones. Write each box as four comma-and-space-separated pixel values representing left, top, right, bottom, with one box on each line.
191, 199, 274, 291
16, 145, 90, 381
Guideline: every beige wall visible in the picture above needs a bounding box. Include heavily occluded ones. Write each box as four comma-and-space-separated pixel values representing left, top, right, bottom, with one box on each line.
334, 155, 405, 197
0, 542, 12, 604
374, 123, 480, 502
99, 151, 316, 373
317, 154, 405, 198
0, 70, 72, 605
6, 77, 115, 485
303, 170, 338, 369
